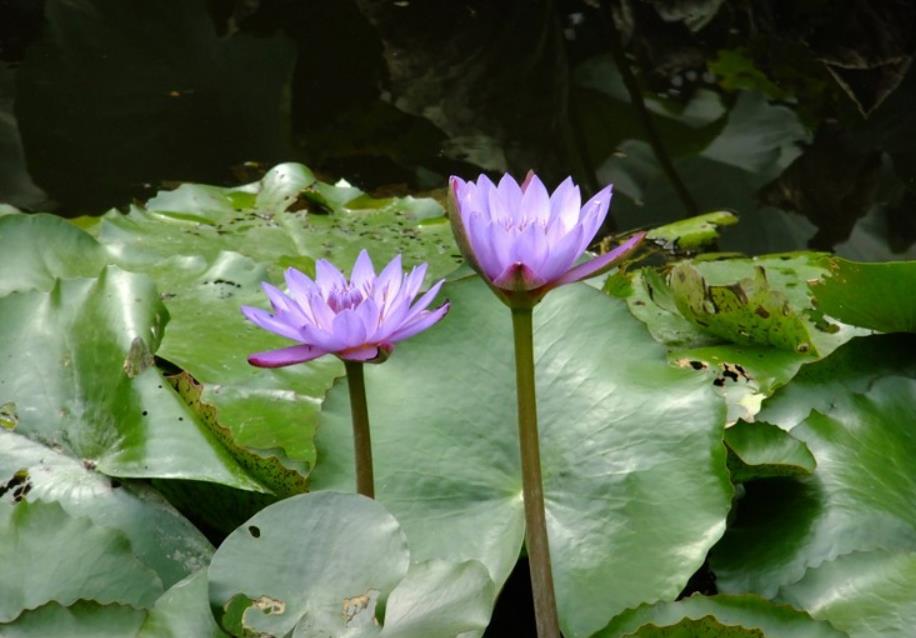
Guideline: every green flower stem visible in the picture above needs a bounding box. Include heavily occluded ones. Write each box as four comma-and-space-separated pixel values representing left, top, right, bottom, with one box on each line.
344, 360, 375, 499
511, 306, 561, 638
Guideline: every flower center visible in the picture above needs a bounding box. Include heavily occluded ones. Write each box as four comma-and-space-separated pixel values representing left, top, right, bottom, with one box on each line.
326, 285, 365, 312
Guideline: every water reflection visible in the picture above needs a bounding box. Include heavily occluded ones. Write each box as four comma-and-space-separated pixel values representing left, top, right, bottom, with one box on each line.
0, 0, 913, 259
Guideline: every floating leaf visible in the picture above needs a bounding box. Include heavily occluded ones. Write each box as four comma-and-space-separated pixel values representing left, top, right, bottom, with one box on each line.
139, 570, 227, 638
594, 594, 845, 638
812, 258, 916, 334
724, 421, 816, 482
208, 491, 495, 638
645, 210, 739, 253
0, 602, 146, 638
712, 375, 916, 596
779, 550, 916, 638
0, 500, 162, 623
311, 279, 731, 638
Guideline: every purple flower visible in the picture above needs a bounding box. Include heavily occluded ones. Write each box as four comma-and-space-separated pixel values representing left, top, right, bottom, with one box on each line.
242, 251, 449, 367
449, 172, 645, 303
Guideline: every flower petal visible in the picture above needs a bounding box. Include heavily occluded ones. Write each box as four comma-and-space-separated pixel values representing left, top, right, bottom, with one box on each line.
549, 177, 581, 230
448, 177, 485, 273
241, 305, 302, 341
399, 279, 445, 327
332, 309, 367, 347
248, 344, 326, 368
552, 232, 646, 286
491, 174, 523, 224
315, 259, 347, 296
386, 302, 450, 343
578, 184, 613, 243
538, 223, 586, 283
350, 249, 375, 291
467, 212, 502, 279
514, 222, 549, 275
519, 173, 550, 223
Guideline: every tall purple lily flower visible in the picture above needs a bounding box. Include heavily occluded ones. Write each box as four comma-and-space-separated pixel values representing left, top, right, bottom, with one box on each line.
447, 172, 645, 638
449, 172, 645, 306
242, 250, 449, 499
242, 250, 449, 367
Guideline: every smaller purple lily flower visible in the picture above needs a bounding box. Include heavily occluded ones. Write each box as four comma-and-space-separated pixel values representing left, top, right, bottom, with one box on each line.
449, 172, 645, 305
242, 251, 449, 367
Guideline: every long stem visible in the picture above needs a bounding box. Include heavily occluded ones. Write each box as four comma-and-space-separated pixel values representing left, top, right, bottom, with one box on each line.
511, 307, 561, 638
344, 360, 375, 499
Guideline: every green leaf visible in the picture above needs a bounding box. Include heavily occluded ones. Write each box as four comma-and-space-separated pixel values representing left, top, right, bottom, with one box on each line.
594, 594, 845, 638
779, 550, 916, 638
0, 430, 213, 589
311, 279, 732, 638
208, 491, 495, 638
0, 500, 162, 622
139, 570, 227, 638
79, 164, 461, 486
0, 266, 264, 491
711, 375, 916, 596
0, 213, 107, 297
645, 211, 739, 253
812, 258, 916, 334
724, 421, 816, 481
0, 602, 146, 638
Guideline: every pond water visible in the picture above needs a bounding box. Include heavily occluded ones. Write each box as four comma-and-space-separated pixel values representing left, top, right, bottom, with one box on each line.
1, 0, 914, 260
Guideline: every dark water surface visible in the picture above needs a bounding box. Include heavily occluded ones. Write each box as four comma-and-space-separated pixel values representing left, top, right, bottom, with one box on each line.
1, 0, 914, 260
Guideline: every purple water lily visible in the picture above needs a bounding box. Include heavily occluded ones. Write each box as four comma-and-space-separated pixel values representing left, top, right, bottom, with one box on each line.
449, 172, 645, 304
242, 251, 449, 367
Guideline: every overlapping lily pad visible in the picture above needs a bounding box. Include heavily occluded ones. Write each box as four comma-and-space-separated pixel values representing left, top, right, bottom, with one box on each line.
724, 421, 816, 482
76, 163, 461, 485
594, 594, 845, 638
311, 279, 732, 638
208, 491, 495, 638
779, 550, 916, 638
712, 374, 916, 596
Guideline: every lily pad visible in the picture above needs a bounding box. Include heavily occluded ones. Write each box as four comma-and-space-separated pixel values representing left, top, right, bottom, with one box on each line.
779, 550, 916, 638
594, 594, 845, 638
0, 430, 212, 589
0, 500, 162, 623
0, 266, 264, 491
139, 570, 227, 638
208, 491, 495, 638
0, 602, 146, 638
78, 164, 461, 486
724, 421, 816, 482
711, 375, 916, 596
645, 210, 739, 253
0, 213, 107, 296
311, 279, 732, 638
812, 258, 916, 334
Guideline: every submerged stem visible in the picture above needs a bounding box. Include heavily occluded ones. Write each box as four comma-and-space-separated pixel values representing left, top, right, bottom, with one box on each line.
511, 307, 561, 638
344, 360, 375, 498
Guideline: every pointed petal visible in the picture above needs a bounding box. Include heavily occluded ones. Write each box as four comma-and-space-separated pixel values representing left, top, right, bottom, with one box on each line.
386, 302, 450, 343
355, 297, 382, 340
261, 282, 294, 314
241, 305, 302, 341
514, 223, 549, 275
350, 250, 376, 291
284, 267, 318, 301
300, 322, 346, 352
552, 232, 646, 286
549, 177, 581, 230
314, 259, 347, 296
520, 169, 537, 192
519, 173, 551, 223
248, 344, 326, 368
448, 177, 484, 273
538, 224, 586, 283
491, 174, 523, 223
398, 279, 445, 328
466, 212, 502, 279
579, 184, 614, 243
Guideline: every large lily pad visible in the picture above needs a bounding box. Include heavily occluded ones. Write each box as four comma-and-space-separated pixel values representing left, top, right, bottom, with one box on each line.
0, 266, 263, 490
724, 421, 816, 482
779, 550, 916, 638
311, 279, 732, 638
711, 375, 916, 595
77, 164, 461, 485
594, 594, 845, 638
208, 491, 495, 638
